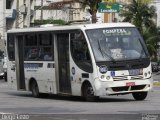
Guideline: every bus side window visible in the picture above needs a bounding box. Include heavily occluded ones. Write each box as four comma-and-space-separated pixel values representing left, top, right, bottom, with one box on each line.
24, 34, 38, 61
24, 33, 54, 61
70, 32, 93, 73
39, 33, 54, 61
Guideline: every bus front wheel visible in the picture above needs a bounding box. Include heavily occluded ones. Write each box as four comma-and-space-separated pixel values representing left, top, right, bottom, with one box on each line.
82, 83, 98, 102
132, 92, 148, 101
31, 81, 40, 98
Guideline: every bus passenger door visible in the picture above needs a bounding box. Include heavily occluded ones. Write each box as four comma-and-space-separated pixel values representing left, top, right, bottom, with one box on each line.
56, 33, 71, 94
7, 35, 17, 89
15, 35, 26, 90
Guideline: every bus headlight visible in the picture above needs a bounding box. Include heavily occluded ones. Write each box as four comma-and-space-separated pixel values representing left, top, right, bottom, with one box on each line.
144, 73, 148, 77
99, 65, 108, 74
101, 75, 105, 79
148, 71, 151, 75
106, 76, 111, 80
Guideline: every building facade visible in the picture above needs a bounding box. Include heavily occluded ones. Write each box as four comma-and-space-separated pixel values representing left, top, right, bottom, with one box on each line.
0, 0, 35, 51
34, 0, 86, 23
0, 0, 16, 51
153, 0, 160, 27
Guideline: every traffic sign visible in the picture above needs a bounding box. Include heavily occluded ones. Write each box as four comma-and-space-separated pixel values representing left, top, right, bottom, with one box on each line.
98, 3, 120, 13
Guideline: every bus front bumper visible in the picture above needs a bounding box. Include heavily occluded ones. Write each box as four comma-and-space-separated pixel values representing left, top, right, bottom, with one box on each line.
94, 78, 153, 97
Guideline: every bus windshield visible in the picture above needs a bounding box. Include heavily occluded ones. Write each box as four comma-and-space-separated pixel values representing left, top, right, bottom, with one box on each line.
86, 27, 148, 62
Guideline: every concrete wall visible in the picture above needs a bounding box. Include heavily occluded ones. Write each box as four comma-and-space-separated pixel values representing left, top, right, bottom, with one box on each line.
34, 0, 85, 22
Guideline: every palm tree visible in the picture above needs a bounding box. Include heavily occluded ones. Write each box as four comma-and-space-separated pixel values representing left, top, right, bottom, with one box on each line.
143, 26, 160, 60
120, 0, 159, 60
120, 0, 156, 33
75, 0, 101, 23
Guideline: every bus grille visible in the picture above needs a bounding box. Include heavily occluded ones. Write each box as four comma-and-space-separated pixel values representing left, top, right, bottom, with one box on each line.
111, 85, 146, 92
131, 85, 146, 90
112, 86, 129, 92
113, 75, 143, 81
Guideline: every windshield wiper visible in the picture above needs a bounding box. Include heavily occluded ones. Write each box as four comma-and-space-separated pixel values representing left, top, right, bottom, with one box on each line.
97, 40, 116, 62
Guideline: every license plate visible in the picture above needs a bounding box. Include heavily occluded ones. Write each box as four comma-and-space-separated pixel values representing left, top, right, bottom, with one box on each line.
126, 82, 135, 86
129, 69, 140, 76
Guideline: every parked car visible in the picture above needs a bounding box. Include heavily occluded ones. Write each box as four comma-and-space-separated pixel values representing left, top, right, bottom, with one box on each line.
151, 62, 159, 72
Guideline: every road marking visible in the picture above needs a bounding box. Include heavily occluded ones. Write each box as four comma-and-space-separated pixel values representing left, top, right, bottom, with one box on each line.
0, 112, 12, 114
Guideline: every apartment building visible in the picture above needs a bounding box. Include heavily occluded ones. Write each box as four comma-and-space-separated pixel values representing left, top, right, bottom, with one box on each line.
0, 0, 15, 51
0, 0, 34, 51
153, 0, 160, 27
34, 0, 86, 23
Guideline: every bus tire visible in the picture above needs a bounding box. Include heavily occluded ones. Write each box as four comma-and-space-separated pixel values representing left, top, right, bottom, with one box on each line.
132, 92, 148, 101
82, 83, 98, 102
31, 81, 40, 98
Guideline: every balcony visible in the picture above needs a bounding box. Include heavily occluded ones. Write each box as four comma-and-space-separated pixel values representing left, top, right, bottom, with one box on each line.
5, 9, 16, 20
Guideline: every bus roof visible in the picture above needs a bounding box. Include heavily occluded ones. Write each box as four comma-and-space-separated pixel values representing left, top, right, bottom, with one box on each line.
7, 23, 135, 33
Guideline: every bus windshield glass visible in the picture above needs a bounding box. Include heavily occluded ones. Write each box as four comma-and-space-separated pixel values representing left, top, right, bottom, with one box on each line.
86, 27, 148, 62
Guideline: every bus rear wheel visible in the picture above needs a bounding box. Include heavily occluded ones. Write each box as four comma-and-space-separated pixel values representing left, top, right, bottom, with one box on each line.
82, 83, 98, 102
31, 81, 40, 98
132, 92, 148, 101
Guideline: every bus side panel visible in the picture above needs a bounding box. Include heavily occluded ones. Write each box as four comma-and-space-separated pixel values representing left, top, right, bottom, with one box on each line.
69, 56, 81, 96
7, 61, 17, 89
24, 62, 57, 94
69, 55, 95, 96
69, 31, 95, 96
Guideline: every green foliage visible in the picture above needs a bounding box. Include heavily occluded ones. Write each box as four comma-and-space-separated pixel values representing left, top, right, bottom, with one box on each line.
120, 0, 160, 60
34, 19, 66, 25
120, 0, 156, 33
137, 0, 153, 4
154, 82, 160, 87
75, 0, 101, 23
143, 26, 160, 61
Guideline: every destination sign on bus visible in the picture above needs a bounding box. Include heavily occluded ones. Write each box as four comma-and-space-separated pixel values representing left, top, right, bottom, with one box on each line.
103, 29, 132, 36
24, 63, 43, 69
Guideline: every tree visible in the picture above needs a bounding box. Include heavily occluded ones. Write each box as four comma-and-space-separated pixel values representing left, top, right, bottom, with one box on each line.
143, 26, 160, 60
34, 19, 66, 25
120, 0, 160, 60
75, 0, 101, 23
120, 0, 156, 33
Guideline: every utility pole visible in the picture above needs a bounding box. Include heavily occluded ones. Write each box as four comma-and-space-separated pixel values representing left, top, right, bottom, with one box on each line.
16, 0, 19, 28
41, 0, 43, 21
27, 0, 31, 27
2, 0, 6, 51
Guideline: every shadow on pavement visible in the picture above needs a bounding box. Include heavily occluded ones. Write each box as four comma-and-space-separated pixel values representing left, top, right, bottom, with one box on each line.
6, 91, 134, 103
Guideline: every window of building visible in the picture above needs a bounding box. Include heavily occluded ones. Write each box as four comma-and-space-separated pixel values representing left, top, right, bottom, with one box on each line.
6, 0, 12, 9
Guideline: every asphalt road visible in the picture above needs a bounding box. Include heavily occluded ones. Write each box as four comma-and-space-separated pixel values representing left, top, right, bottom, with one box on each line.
0, 74, 160, 120
153, 71, 160, 82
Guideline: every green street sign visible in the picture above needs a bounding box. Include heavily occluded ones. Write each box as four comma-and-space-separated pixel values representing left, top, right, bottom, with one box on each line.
98, 3, 120, 13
